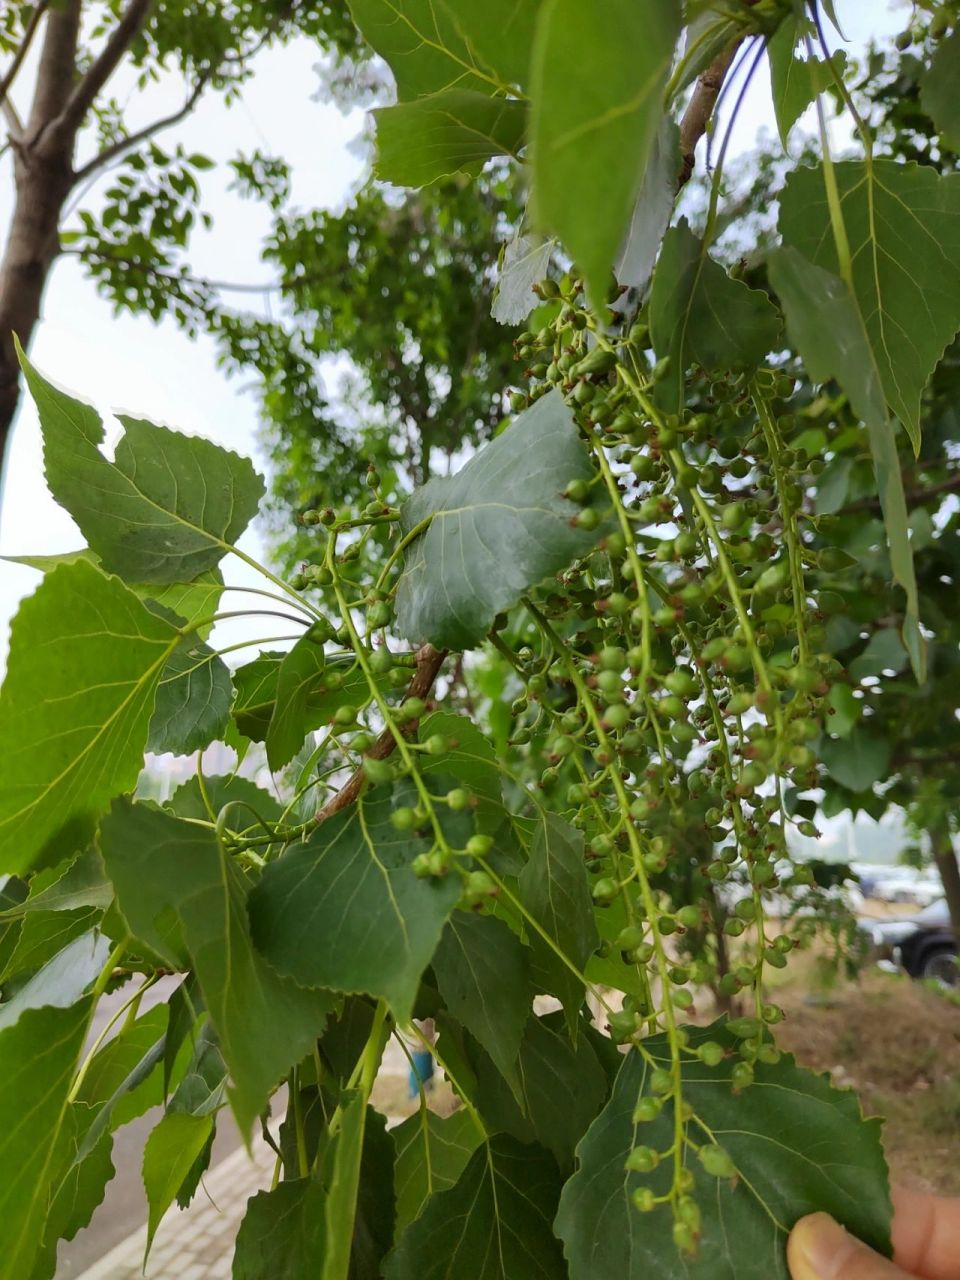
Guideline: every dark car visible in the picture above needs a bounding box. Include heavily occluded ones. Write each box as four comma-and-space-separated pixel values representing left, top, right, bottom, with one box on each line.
860, 899, 958, 986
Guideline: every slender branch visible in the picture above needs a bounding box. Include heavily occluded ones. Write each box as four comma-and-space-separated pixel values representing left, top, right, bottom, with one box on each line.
73, 74, 210, 183
1, 97, 22, 138
315, 643, 447, 822
56, 0, 154, 138
677, 40, 744, 191
0, 0, 50, 124
839, 472, 960, 514
59, 245, 276, 294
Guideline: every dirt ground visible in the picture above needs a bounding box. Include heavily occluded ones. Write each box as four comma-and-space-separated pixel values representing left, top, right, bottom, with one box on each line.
775, 968, 960, 1195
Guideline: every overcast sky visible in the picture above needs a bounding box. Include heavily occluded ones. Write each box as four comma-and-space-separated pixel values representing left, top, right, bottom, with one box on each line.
0, 1, 901, 670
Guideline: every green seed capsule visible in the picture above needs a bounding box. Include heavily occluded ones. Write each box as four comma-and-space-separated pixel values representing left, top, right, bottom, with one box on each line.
391, 806, 417, 831
625, 1146, 659, 1173
699, 1144, 736, 1179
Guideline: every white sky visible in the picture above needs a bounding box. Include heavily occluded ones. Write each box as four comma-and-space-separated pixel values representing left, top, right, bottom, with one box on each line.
0, 1, 900, 670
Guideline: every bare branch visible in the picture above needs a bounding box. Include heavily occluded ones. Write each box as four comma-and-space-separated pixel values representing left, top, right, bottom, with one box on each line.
1, 98, 23, 139
60, 244, 279, 294
72, 74, 209, 183
677, 40, 744, 192
315, 645, 448, 823
0, 0, 50, 131
54, 0, 154, 139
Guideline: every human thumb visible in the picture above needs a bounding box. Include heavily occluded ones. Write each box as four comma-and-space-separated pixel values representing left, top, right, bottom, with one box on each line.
788, 1213, 913, 1279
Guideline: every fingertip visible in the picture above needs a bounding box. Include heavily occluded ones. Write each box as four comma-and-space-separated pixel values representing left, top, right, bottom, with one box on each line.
788, 1212, 848, 1280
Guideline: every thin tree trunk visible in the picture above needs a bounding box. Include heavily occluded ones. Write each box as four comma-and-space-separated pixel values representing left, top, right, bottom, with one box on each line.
0, 151, 74, 476
931, 822, 960, 936
0, 0, 81, 485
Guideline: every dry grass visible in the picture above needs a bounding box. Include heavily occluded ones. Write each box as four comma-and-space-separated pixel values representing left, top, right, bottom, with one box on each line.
775, 970, 960, 1194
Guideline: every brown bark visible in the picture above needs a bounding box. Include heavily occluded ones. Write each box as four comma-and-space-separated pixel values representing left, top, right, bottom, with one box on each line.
0, 0, 81, 484
0, 0, 156, 490
931, 822, 960, 937
315, 644, 447, 823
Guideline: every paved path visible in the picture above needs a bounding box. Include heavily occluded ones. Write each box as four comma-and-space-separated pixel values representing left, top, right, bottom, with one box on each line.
70, 1137, 275, 1280
64, 1040, 418, 1280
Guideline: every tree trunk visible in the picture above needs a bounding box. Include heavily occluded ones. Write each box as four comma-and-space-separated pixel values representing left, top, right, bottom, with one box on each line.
931, 822, 960, 937
0, 0, 81, 489
0, 150, 73, 478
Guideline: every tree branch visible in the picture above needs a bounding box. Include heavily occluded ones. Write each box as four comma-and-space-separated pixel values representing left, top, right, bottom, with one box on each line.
72, 74, 210, 183
677, 40, 744, 192
54, 0, 154, 139
0, 0, 50, 128
315, 644, 447, 823
839, 472, 960, 514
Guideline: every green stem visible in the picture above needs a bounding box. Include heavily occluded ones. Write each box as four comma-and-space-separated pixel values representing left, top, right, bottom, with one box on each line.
523, 598, 687, 1201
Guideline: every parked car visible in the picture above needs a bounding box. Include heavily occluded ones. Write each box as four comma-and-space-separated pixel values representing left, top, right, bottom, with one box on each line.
860, 899, 958, 986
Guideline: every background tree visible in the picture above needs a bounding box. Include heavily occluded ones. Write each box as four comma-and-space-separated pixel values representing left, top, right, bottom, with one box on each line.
0, 0, 359, 482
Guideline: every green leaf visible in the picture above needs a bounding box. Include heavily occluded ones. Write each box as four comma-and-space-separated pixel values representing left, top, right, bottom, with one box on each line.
142, 1112, 214, 1253
825, 684, 860, 737
615, 116, 680, 299
233, 1180, 328, 1279
518, 813, 598, 1034
384, 1135, 565, 1280
147, 634, 232, 757
779, 160, 960, 452
0, 559, 179, 874
820, 727, 892, 794
29, 1103, 115, 1280
0, 849, 112, 918
266, 635, 332, 771
75, 1004, 167, 1112
849, 629, 909, 683
393, 1110, 483, 1233
233, 652, 368, 744
166, 773, 283, 824
921, 27, 960, 152
0, 1002, 91, 1280
375, 91, 527, 188
492, 231, 555, 325
0, 930, 110, 1031
813, 455, 853, 516
321, 1091, 366, 1280
555, 1023, 892, 1279
167, 1018, 227, 1118
437, 0, 539, 88
649, 219, 781, 410
346, 0, 504, 99
767, 19, 848, 148
18, 345, 264, 584
768, 244, 925, 679
1, 909, 100, 985
434, 910, 532, 1095
529, 0, 680, 310
249, 781, 462, 1022
468, 1013, 607, 1167
99, 800, 333, 1135
395, 389, 601, 650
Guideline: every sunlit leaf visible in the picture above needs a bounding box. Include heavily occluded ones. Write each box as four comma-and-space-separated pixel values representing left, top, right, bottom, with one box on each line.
375, 92, 527, 187
768, 245, 925, 678
779, 160, 960, 452
529, 0, 681, 309
19, 344, 264, 584
0, 560, 179, 874
0, 1002, 91, 1280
